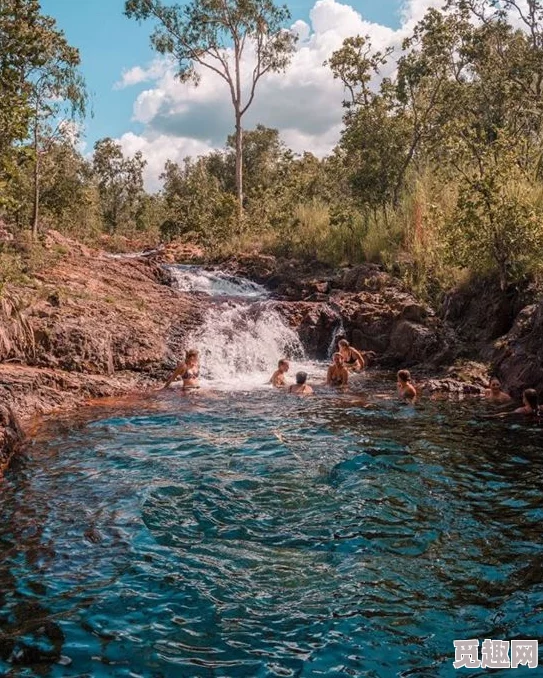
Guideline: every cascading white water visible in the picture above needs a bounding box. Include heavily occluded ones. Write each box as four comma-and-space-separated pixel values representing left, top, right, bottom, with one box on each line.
186, 300, 307, 389
327, 313, 346, 359
169, 265, 267, 299
169, 265, 323, 390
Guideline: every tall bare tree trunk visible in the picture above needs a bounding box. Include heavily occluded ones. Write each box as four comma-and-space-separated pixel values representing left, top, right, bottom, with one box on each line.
235, 112, 243, 224
32, 124, 40, 241
234, 39, 243, 227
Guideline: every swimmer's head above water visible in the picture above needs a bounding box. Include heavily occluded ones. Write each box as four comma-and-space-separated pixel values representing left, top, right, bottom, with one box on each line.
523, 388, 539, 413
397, 369, 411, 384
278, 359, 289, 373
295, 371, 308, 385
185, 348, 199, 364
332, 352, 344, 366
489, 377, 501, 392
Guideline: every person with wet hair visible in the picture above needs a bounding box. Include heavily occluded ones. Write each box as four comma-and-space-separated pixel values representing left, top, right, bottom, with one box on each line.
162, 349, 200, 390
269, 359, 289, 388
514, 389, 540, 415
338, 339, 365, 372
327, 352, 349, 387
397, 369, 417, 400
289, 371, 313, 395
484, 377, 512, 404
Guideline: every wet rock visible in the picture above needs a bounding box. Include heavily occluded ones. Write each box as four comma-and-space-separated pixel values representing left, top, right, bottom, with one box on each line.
273, 301, 341, 359
0, 230, 210, 471
330, 288, 451, 367
422, 378, 486, 395
489, 299, 543, 397
0, 404, 24, 471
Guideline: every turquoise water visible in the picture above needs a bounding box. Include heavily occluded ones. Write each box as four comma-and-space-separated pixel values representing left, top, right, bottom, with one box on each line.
1, 377, 542, 677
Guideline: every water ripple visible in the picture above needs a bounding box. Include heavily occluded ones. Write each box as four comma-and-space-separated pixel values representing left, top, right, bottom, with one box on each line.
1, 384, 542, 676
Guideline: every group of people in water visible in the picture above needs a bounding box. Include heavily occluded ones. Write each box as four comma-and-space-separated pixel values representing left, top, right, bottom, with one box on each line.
162, 340, 541, 417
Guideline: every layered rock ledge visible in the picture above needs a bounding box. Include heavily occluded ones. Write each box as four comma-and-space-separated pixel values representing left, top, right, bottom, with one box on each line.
0, 231, 206, 469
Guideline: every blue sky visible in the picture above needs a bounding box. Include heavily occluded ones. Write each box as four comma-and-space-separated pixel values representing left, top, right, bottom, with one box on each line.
40, 0, 403, 151
39, 0, 432, 189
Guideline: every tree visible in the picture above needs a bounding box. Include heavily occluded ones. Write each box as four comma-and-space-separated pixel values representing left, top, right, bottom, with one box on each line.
160, 157, 237, 246
225, 124, 289, 196
26, 17, 86, 239
0, 0, 50, 207
92, 138, 147, 234
124, 0, 297, 221
0, 0, 86, 237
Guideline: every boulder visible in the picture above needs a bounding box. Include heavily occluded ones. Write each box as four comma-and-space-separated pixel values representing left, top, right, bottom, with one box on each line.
490, 300, 543, 397
273, 301, 341, 359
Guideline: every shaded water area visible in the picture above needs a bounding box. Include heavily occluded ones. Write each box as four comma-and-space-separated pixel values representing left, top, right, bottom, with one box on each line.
1, 268, 543, 676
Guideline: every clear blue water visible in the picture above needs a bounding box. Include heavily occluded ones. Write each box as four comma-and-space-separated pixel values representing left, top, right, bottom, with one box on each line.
1, 377, 542, 677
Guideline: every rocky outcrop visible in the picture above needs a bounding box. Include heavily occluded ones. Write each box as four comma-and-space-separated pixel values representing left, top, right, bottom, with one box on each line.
442, 276, 543, 397
329, 283, 454, 367
488, 300, 543, 397
272, 301, 341, 359
0, 231, 208, 470
242, 260, 457, 368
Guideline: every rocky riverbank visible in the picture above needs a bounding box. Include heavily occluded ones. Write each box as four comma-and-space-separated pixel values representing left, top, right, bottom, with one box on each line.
2, 233, 541, 471
0, 231, 206, 469
207, 251, 543, 397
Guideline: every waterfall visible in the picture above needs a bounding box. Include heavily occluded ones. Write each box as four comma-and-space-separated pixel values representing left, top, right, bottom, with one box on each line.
169, 265, 316, 390
327, 313, 346, 359
168, 265, 267, 299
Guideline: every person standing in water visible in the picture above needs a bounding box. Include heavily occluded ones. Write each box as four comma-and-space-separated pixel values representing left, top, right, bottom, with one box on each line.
162, 349, 200, 390
484, 377, 512, 404
397, 369, 417, 400
269, 359, 289, 388
327, 353, 349, 387
289, 371, 314, 395
338, 339, 365, 372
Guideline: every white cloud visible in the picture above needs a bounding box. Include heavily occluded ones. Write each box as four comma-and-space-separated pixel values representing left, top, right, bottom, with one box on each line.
113, 0, 449, 191
118, 131, 214, 190
114, 58, 173, 90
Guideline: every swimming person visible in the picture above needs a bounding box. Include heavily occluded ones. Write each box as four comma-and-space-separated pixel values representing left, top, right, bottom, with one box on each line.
162, 349, 200, 390
397, 369, 417, 400
338, 339, 365, 372
484, 377, 512, 404
289, 371, 314, 395
269, 359, 289, 388
327, 353, 349, 387
514, 388, 540, 415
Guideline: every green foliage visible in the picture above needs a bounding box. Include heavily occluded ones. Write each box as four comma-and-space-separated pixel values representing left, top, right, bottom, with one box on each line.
160, 157, 238, 249
92, 138, 147, 235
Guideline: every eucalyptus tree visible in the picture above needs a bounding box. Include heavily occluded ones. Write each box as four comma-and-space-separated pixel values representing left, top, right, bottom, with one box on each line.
93, 138, 147, 234
26, 23, 86, 239
0, 1, 86, 236
125, 0, 297, 221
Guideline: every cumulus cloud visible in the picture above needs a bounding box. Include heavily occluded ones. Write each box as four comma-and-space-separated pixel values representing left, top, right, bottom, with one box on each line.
114, 0, 444, 191
118, 131, 214, 188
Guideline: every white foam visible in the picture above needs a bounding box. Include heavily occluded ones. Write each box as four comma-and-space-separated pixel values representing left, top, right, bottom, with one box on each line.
168, 265, 267, 299
181, 300, 321, 391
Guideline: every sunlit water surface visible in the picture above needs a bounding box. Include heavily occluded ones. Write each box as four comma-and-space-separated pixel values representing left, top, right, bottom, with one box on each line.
1, 377, 542, 677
